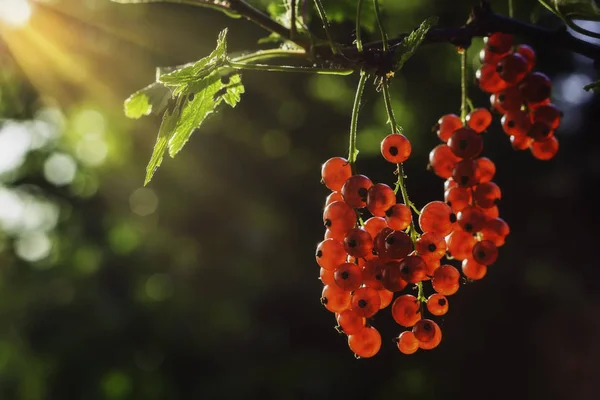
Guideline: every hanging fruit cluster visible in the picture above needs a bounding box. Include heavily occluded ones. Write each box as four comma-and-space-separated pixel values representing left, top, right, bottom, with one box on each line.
476, 33, 561, 159
316, 33, 560, 359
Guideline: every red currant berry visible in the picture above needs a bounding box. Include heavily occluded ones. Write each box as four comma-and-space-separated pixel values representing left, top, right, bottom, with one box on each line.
323, 201, 356, 235
435, 114, 463, 142
448, 127, 484, 159
348, 326, 381, 358
419, 201, 457, 237
429, 144, 461, 179
530, 136, 559, 160
472, 240, 499, 265
432, 265, 461, 296
380, 134, 412, 163
391, 294, 422, 327
466, 108, 493, 133
341, 175, 373, 209
426, 293, 449, 316
351, 287, 381, 318
396, 331, 420, 354
366, 183, 396, 217
385, 203, 412, 231
316, 238, 347, 271
321, 157, 352, 192
336, 309, 365, 335
334, 262, 363, 291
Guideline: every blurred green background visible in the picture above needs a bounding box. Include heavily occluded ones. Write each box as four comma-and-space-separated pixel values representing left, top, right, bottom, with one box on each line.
1, 0, 599, 399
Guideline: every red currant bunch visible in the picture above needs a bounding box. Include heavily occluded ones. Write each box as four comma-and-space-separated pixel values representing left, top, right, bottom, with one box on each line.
477, 33, 560, 160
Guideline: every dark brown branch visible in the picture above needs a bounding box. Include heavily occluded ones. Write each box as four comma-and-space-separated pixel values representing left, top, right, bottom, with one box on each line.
358, 5, 600, 61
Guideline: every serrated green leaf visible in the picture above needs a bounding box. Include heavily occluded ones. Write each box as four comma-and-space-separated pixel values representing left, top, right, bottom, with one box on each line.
167, 70, 244, 158
144, 96, 183, 185
124, 82, 171, 119
159, 29, 229, 86
393, 16, 438, 73
583, 80, 600, 92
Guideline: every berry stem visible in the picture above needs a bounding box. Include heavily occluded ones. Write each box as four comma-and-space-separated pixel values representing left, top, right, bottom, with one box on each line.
290, 0, 298, 39
373, 0, 389, 53
227, 61, 354, 75
381, 79, 420, 242
311, 0, 340, 55
417, 282, 426, 303
232, 49, 307, 63
460, 49, 468, 123
508, 0, 514, 18
356, 0, 365, 52
348, 71, 368, 165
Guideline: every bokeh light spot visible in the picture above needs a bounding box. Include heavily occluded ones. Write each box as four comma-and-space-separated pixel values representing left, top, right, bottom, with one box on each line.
145, 273, 174, 301
15, 232, 52, 262
101, 371, 132, 400
44, 153, 77, 186
129, 188, 159, 216
261, 130, 290, 158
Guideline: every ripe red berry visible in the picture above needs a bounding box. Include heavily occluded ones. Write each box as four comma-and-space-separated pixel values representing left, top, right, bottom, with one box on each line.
361, 257, 385, 290
476, 63, 508, 93
366, 183, 396, 217
446, 230, 477, 261
412, 319, 438, 343
398, 255, 428, 284
496, 53, 529, 84
385, 203, 412, 231
384, 230, 413, 260
426, 293, 449, 316
457, 205, 487, 233
325, 191, 344, 206
419, 201, 457, 237
510, 134, 534, 150
432, 265, 461, 295
323, 201, 356, 235
416, 231, 447, 260
502, 110, 531, 137
466, 108, 492, 133
391, 294, 422, 327
491, 86, 523, 114
474, 181, 502, 209
527, 120, 554, 141
381, 260, 409, 292
341, 175, 373, 208
363, 216, 388, 239
429, 144, 461, 179
336, 309, 365, 335
418, 321, 442, 350
344, 228, 373, 258
484, 33, 514, 54
462, 258, 488, 280
435, 114, 463, 142
448, 127, 484, 159
474, 157, 496, 183
533, 104, 562, 129
396, 331, 420, 354
321, 157, 352, 191
378, 289, 394, 309
530, 136, 559, 160
334, 262, 363, 291
445, 186, 472, 213
320, 267, 336, 286
351, 287, 381, 318
516, 44, 536, 71
472, 240, 499, 265
452, 159, 480, 187
348, 326, 381, 358
321, 284, 351, 313
316, 238, 347, 271
381, 134, 412, 163
481, 217, 510, 247
519, 72, 552, 104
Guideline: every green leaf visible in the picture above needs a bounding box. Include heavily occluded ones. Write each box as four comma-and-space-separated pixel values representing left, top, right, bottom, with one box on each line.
393, 16, 438, 73
159, 28, 229, 87
583, 80, 600, 92
141, 28, 245, 185
124, 83, 171, 119
144, 97, 183, 185
167, 70, 244, 158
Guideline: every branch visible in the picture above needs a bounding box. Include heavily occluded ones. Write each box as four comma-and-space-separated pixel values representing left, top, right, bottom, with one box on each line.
366, 5, 600, 60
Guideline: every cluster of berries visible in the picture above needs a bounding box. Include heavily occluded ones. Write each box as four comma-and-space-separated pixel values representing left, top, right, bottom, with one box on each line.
317, 126, 508, 357
476, 32, 560, 160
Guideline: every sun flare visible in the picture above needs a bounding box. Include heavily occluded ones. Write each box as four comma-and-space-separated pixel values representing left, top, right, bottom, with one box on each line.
0, 0, 32, 27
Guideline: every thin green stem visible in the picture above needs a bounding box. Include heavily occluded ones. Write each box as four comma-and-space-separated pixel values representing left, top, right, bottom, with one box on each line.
417, 282, 426, 303
349, 71, 369, 165
312, 0, 339, 54
460, 49, 468, 123
373, 0, 389, 52
356, 0, 365, 52
381, 79, 400, 133
508, 0, 514, 18
227, 61, 354, 75
466, 97, 475, 112
290, 0, 297, 39
232, 49, 307, 63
